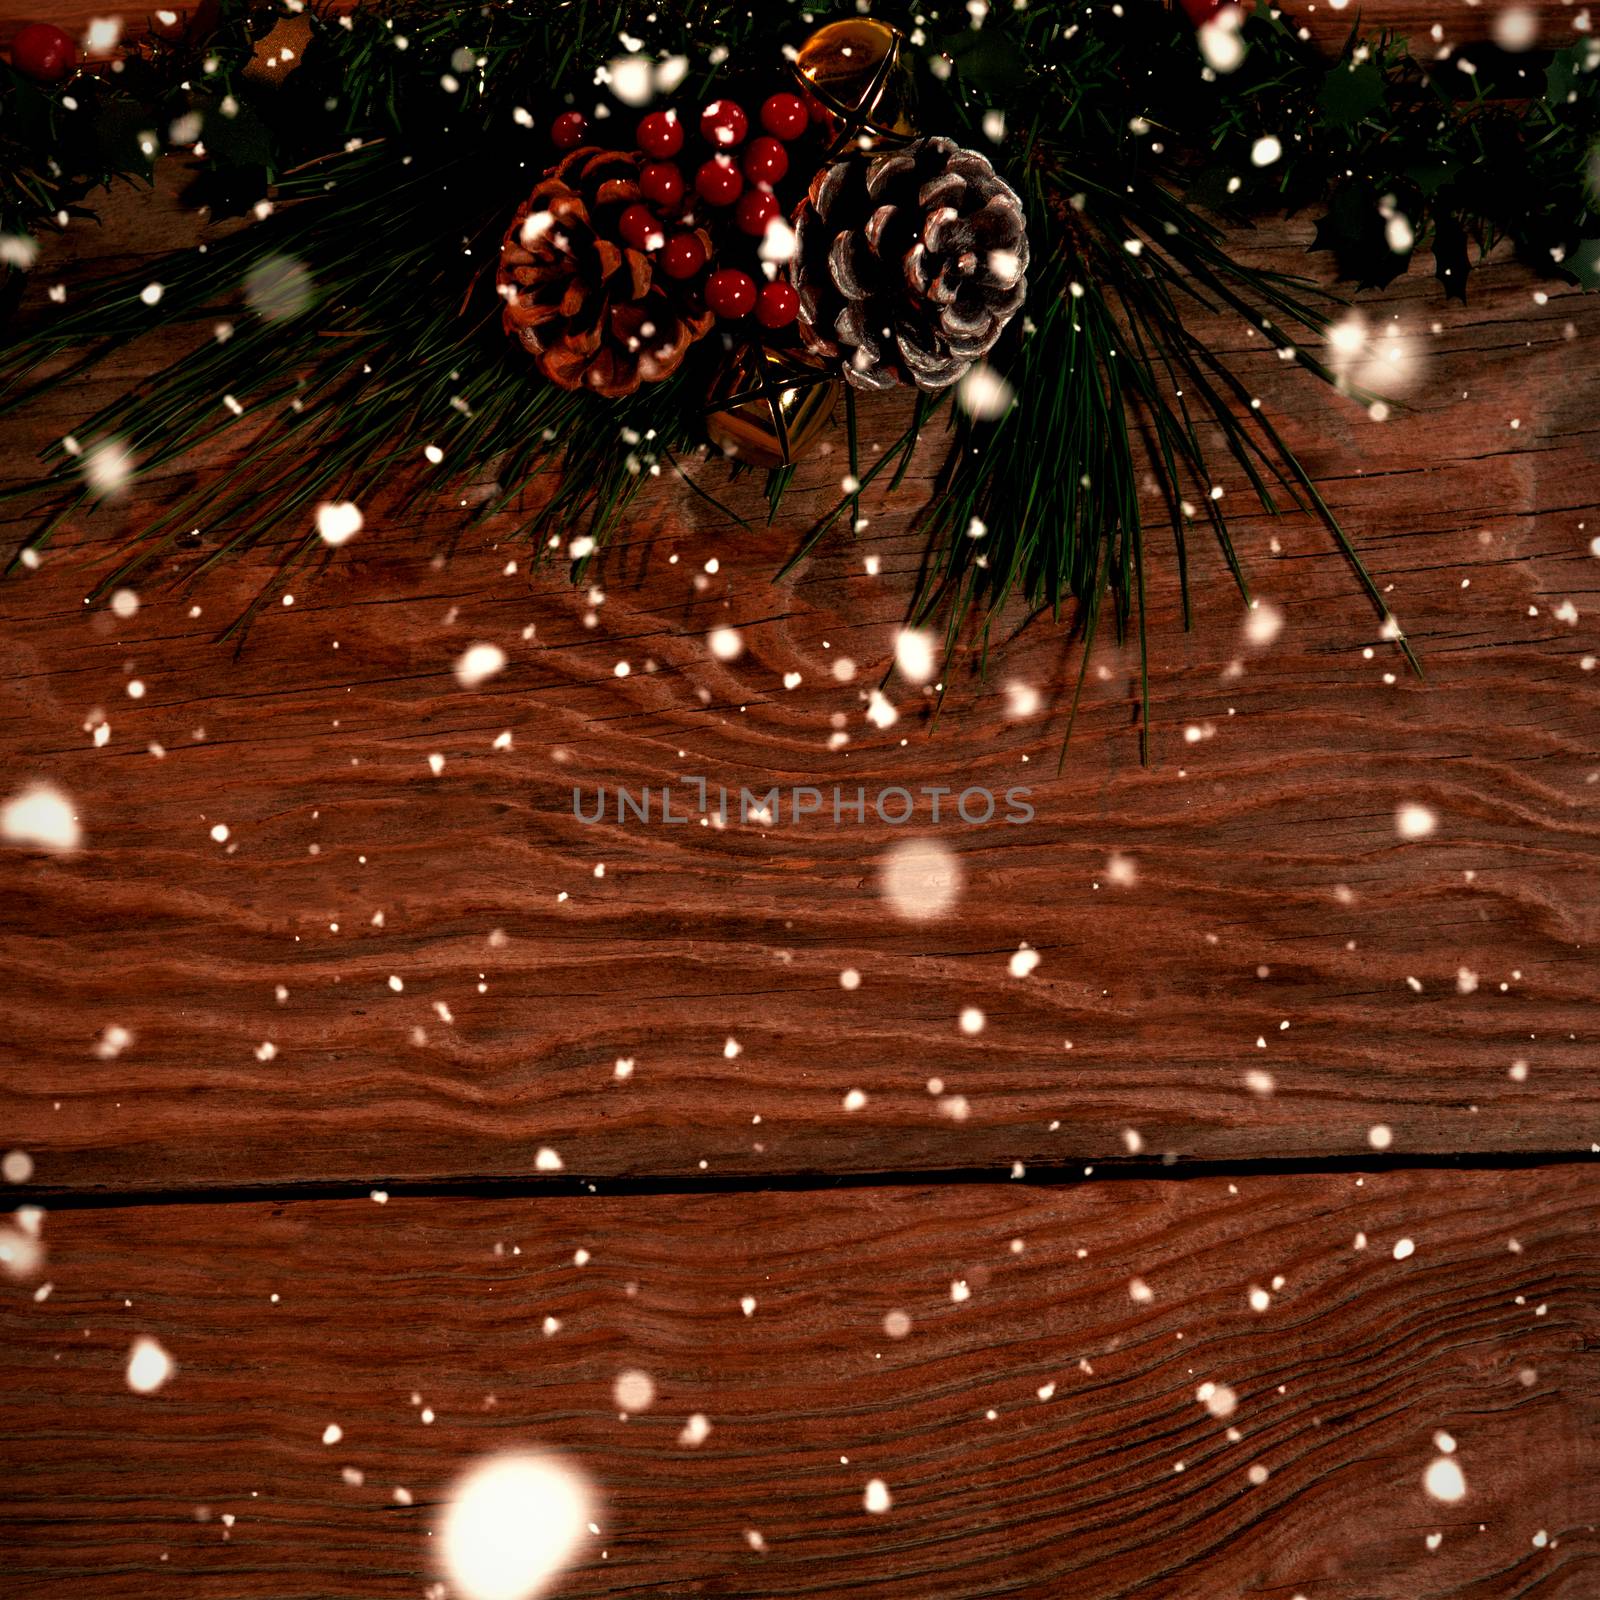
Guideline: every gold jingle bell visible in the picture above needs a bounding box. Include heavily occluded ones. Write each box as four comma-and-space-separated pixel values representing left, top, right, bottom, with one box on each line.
792, 18, 917, 151
705, 343, 839, 470
243, 12, 314, 86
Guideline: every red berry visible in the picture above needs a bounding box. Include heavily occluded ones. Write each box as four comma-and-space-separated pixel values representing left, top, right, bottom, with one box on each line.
699, 98, 749, 149
705, 269, 757, 319
639, 161, 684, 208
550, 111, 586, 149
10, 21, 76, 82
619, 204, 664, 252
637, 110, 684, 159
742, 136, 789, 187
735, 189, 781, 239
755, 281, 800, 330
759, 93, 809, 141
661, 234, 708, 280
694, 154, 744, 207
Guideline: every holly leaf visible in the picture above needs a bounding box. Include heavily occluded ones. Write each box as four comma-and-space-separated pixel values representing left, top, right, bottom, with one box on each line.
197, 97, 274, 171
1185, 162, 1245, 216
1544, 45, 1581, 104
1310, 184, 1409, 288
1402, 155, 1462, 199
1432, 214, 1470, 300
1569, 238, 1600, 288
6, 73, 57, 146
1317, 60, 1385, 129
941, 28, 1028, 98
90, 100, 160, 173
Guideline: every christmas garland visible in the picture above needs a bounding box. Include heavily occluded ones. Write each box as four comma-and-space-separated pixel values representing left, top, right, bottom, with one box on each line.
2, 0, 1598, 747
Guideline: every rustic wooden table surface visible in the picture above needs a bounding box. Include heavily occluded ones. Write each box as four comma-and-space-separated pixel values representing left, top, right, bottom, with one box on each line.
3, 4, 1598, 1597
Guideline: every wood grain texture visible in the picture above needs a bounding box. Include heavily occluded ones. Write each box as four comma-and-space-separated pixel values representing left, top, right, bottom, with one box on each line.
5, 16, 1597, 1600
2, 154, 1598, 1194
2, 1168, 1597, 1598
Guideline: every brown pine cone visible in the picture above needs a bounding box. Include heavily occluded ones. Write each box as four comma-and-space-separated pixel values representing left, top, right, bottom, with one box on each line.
498, 147, 713, 399
793, 135, 1029, 392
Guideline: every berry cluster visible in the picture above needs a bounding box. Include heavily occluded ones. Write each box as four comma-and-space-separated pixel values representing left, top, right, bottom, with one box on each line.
8, 21, 78, 81
548, 92, 810, 329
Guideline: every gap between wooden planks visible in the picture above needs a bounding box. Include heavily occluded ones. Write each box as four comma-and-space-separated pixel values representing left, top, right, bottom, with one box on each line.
1, 1168, 1597, 1599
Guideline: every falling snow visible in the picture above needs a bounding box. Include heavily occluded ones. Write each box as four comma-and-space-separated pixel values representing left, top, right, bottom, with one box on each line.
1424, 1455, 1467, 1503
613, 1369, 655, 1413
126, 1337, 176, 1395
316, 502, 363, 547
439, 1453, 592, 1600
879, 838, 962, 922
1, 784, 81, 853
456, 643, 509, 688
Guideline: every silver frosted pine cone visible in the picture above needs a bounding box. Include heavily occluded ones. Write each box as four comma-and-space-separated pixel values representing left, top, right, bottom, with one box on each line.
792, 135, 1029, 392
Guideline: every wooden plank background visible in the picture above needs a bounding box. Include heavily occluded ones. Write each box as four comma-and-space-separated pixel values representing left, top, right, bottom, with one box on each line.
3, 3, 1600, 1597
2, 172, 1598, 1192
5, 1171, 1599, 1598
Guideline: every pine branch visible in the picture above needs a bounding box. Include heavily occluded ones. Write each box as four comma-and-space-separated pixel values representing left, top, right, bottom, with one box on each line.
0, 0, 1593, 743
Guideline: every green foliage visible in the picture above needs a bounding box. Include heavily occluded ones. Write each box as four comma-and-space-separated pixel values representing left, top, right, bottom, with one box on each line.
1, 0, 1597, 746
1167, 14, 1600, 295
1316, 59, 1386, 131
